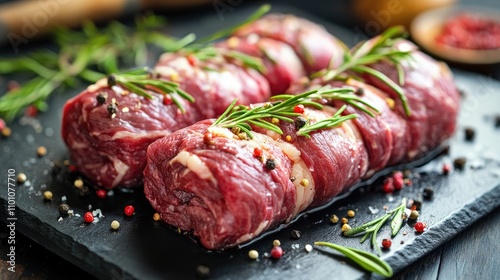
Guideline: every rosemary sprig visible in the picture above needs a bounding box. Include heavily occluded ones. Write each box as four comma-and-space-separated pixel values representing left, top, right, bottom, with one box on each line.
186, 46, 266, 74
344, 198, 407, 256
0, 15, 193, 121
196, 4, 271, 44
314, 242, 393, 277
109, 68, 195, 113
212, 86, 378, 138
313, 26, 412, 116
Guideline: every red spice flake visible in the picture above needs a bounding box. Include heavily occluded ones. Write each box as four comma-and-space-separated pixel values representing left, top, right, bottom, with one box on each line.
382, 178, 394, 193
293, 104, 305, 114
83, 212, 94, 223
414, 221, 426, 233
25, 105, 38, 117
96, 189, 107, 199
0, 118, 5, 130
270, 246, 283, 259
436, 13, 500, 50
163, 95, 172, 105
124, 205, 135, 217
203, 132, 214, 145
442, 164, 451, 175
392, 171, 404, 190
187, 55, 198, 66
410, 205, 417, 211
381, 239, 392, 250
404, 178, 413, 186
253, 147, 262, 158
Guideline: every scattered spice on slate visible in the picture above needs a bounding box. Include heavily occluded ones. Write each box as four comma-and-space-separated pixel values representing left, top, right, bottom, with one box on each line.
1, 126, 12, 138
382, 177, 394, 193
442, 163, 451, 175
17, 173, 27, 183
273, 239, 281, 247
341, 224, 351, 233
330, 214, 339, 224
381, 239, 392, 250
248, 250, 259, 260
412, 198, 422, 210
79, 185, 90, 196
423, 188, 434, 200
58, 203, 70, 216
409, 210, 419, 220
96, 189, 107, 199
403, 169, 412, 178
43, 191, 53, 201
464, 127, 475, 141
265, 158, 276, 170
153, 212, 161, 221
290, 229, 302, 239
270, 246, 283, 259
453, 157, 466, 170
111, 220, 120, 230
124, 205, 135, 217
392, 171, 404, 190
36, 146, 47, 157
304, 244, 313, 253
74, 179, 84, 189
341, 217, 348, 224
414, 221, 426, 233
347, 210, 355, 218
83, 212, 94, 223
196, 265, 211, 278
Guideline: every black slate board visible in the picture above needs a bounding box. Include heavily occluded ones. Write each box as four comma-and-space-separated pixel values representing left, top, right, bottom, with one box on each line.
1, 4, 500, 280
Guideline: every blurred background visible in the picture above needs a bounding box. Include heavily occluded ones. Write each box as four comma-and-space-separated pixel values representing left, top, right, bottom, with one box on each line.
0, 0, 499, 279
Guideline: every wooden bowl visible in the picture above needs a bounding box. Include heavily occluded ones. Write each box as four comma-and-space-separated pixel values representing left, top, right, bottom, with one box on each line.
411, 5, 500, 65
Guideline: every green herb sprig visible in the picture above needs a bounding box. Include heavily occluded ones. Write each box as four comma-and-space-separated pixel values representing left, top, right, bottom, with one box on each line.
108, 68, 195, 113
313, 26, 413, 116
0, 15, 194, 121
212, 86, 378, 138
344, 198, 407, 256
314, 242, 393, 277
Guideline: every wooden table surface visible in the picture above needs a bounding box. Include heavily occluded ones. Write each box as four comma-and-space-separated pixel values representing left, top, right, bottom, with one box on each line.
1, 0, 499, 279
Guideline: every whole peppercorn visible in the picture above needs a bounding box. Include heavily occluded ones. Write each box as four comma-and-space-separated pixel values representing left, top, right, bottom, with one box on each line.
464, 127, 475, 141
295, 116, 307, 130
96, 93, 106, 105
495, 115, 500, 128
16, 173, 27, 184
355, 87, 364, 96
293, 104, 305, 114
409, 210, 420, 220
74, 179, 84, 189
196, 265, 210, 279
248, 250, 259, 260
36, 146, 47, 157
96, 189, 107, 199
453, 157, 466, 170
392, 171, 404, 190
153, 212, 161, 221
272, 239, 281, 247
1, 126, 12, 138
341, 224, 351, 233
124, 205, 135, 217
107, 75, 116, 86
442, 164, 451, 175
265, 158, 276, 170
290, 229, 302, 239
341, 217, 348, 224
43, 191, 53, 201
423, 188, 434, 200
58, 203, 70, 216
414, 221, 426, 233
107, 103, 118, 116
110, 220, 120, 230
83, 212, 94, 223
270, 246, 283, 259
330, 214, 339, 224
382, 178, 394, 193
347, 210, 355, 218
381, 239, 392, 250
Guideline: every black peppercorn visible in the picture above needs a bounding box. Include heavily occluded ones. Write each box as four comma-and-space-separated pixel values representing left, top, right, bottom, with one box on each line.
96, 93, 106, 105
58, 203, 70, 216
265, 158, 276, 170
107, 75, 116, 86
290, 229, 302, 239
107, 103, 118, 115
423, 187, 434, 200
464, 127, 475, 141
295, 116, 307, 130
355, 87, 364, 96
412, 198, 422, 210
495, 115, 500, 128
453, 157, 466, 170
